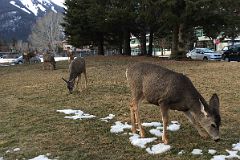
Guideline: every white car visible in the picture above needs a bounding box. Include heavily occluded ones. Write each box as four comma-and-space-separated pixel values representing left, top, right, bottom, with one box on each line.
186, 48, 222, 61
13, 55, 41, 64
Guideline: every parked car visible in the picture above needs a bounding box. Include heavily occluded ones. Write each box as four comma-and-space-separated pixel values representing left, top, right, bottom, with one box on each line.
186, 48, 222, 61
221, 44, 240, 62
13, 55, 41, 64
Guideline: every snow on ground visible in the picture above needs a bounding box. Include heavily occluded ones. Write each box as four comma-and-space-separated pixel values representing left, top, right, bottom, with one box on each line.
233, 141, 240, 151
191, 149, 203, 155
110, 121, 180, 154
211, 150, 240, 160
100, 114, 115, 122
29, 155, 53, 160
129, 134, 157, 148
146, 143, 171, 155
149, 128, 163, 137
56, 109, 96, 120
208, 149, 217, 155
110, 121, 131, 133
142, 122, 162, 127
1, 109, 239, 159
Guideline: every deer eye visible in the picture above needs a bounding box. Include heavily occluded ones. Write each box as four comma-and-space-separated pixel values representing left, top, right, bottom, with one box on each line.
211, 124, 217, 128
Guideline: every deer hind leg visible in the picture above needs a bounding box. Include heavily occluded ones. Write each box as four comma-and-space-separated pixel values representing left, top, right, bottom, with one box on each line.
130, 98, 145, 137
159, 103, 169, 144
183, 111, 208, 138
75, 75, 81, 91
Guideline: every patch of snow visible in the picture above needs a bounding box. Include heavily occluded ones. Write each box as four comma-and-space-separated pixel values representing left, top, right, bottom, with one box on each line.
191, 149, 203, 155
13, 148, 20, 152
208, 149, 217, 155
211, 149, 240, 160
146, 143, 171, 155
6, 147, 20, 153
149, 129, 163, 137
29, 155, 54, 160
9, 1, 31, 14
129, 134, 157, 148
225, 150, 240, 159
211, 155, 226, 160
19, 0, 39, 15
100, 114, 115, 122
142, 122, 162, 127
232, 141, 240, 151
167, 123, 180, 131
51, 0, 65, 7
178, 150, 185, 155
110, 121, 131, 133
57, 109, 95, 120
37, 4, 46, 12
0, 157, 3, 160
51, 6, 57, 13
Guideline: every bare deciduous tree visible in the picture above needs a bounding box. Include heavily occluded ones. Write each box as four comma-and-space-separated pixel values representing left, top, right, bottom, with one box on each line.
28, 11, 64, 52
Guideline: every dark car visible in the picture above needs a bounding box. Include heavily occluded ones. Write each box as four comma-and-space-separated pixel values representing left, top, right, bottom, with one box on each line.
222, 44, 240, 62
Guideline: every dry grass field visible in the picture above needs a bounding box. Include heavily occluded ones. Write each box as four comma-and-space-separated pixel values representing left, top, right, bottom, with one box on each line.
0, 56, 239, 160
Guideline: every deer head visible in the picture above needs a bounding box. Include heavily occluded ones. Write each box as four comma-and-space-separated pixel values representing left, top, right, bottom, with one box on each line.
199, 94, 221, 141
62, 78, 75, 94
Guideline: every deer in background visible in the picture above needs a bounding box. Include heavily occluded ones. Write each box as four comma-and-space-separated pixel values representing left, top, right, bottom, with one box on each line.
62, 57, 87, 94
66, 47, 74, 64
43, 50, 56, 70
126, 62, 221, 144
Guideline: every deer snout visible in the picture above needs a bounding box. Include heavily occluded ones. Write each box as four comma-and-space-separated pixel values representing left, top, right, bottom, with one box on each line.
213, 137, 220, 142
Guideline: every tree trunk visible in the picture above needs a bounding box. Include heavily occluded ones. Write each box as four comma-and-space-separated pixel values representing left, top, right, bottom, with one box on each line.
148, 30, 153, 56
97, 34, 104, 55
170, 25, 179, 59
178, 23, 185, 52
140, 32, 147, 56
118, 33, 123, 54
123, 30, 131, 56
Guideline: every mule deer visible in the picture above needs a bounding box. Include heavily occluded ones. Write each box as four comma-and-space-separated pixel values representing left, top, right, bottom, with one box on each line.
62, 57, 87, 94
126, 62, 221, 144
43, 51, 56, 70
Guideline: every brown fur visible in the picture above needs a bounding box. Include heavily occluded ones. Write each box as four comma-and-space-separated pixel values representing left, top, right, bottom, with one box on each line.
43, 53, 56, 70
62, 57, 87, 94
126, 62, 221, 144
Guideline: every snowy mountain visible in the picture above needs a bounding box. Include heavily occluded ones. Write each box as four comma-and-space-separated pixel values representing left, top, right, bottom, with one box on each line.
0, 0, 64, 41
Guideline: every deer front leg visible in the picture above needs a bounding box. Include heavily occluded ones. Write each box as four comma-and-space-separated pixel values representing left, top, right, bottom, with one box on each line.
130, 99, 145, 137
183, 111, 208, 138
76, 75, 81, 91
160, 104, 169, 144
129, 101, 137, 134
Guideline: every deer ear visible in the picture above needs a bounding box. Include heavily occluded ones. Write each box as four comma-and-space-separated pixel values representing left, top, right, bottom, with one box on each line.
62, 78, 68, 83
200, 99, 208, 116
209, 94, 220, 111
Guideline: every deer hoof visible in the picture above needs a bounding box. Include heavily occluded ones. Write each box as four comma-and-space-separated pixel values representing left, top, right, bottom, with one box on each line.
140, 130, 145, 138
131, 127, 137, 134
162, 136, 169, 144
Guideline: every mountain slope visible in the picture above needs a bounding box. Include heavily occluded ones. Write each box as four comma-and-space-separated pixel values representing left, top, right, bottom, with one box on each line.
0, 0, 64, 41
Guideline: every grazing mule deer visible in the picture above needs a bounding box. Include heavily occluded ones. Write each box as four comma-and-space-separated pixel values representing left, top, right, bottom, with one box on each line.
126, 62, 221, 144
62, 57, 87, 94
